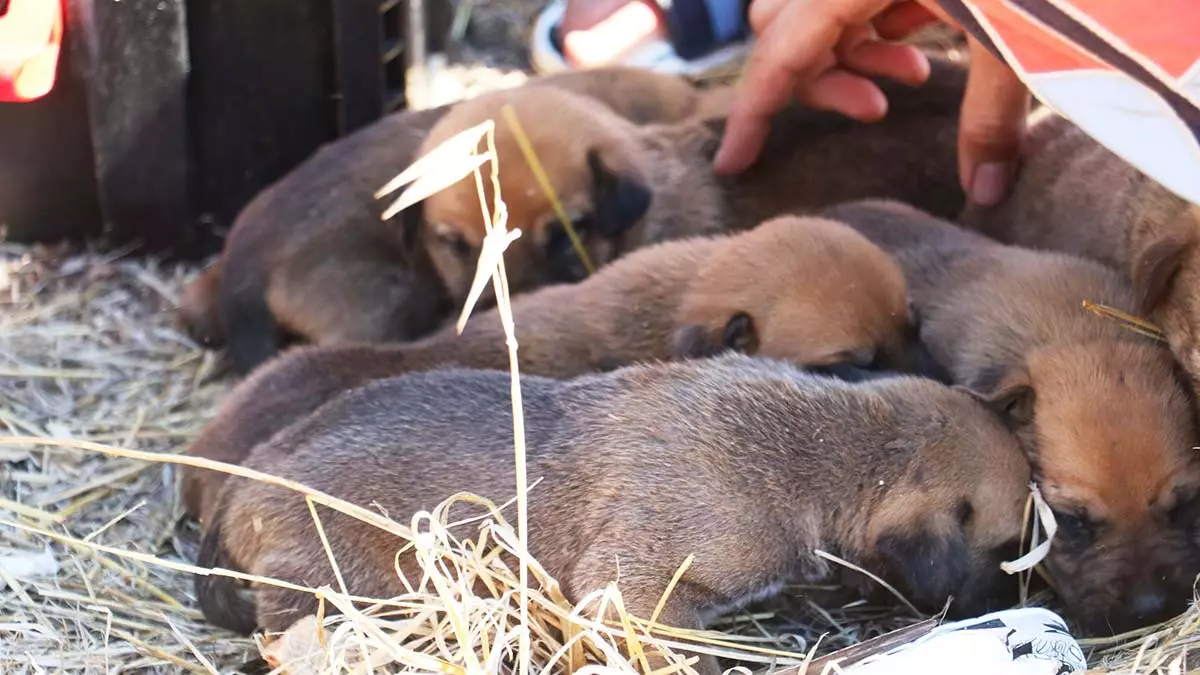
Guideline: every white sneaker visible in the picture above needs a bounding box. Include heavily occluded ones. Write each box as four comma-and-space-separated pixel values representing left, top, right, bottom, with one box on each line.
847, 608, 1087, 675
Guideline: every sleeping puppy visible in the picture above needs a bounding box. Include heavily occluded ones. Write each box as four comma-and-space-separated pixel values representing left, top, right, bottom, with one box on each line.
196, 353, 1030, 675
180, 215, 941, 525
958, 108, 1200, 394
826, 198, 1200, 635
415, 56, 969, 305
184, 67, 710, 374
412, 84, 727, 302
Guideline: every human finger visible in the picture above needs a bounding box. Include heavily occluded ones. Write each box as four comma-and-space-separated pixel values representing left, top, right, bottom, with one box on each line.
958, 37, 1031, 205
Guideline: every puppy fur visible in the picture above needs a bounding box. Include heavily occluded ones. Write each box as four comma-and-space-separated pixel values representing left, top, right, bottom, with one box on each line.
181, 215, 934, 525
415, 56, 968, 304
192, 67, 709, 374
415, 84, 727, 302
177, 263, 223, 348
710, 55, 968, 229
958, 109, 1200, 391
825, 198, 1200, 634
197, 354, 1031, 675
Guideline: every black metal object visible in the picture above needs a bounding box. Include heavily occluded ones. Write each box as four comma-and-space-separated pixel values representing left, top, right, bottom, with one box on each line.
332, 0, 454, 134
1, 0, 451, 258
184, 0, 337, 238
79, 0, 195, 252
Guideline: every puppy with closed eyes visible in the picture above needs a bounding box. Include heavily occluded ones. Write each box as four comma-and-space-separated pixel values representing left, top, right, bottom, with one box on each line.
183, 67, 709, 374
415, 56, 969, 305
825, 198, 1200, 635
958, 109, 1200, 394
196, 353, 1031, 675
180, 215, 940, 526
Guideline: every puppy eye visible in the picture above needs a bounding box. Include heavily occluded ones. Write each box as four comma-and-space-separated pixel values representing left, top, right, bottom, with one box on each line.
547, 217, 595, 252
439, 233, 472, 258
1052, 511, 1092, 541
546, 224, 574, 254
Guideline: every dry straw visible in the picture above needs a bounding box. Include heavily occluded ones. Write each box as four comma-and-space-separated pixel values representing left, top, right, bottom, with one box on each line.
2, 97, 1198, 675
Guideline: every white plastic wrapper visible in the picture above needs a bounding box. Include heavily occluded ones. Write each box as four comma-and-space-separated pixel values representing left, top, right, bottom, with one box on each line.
847, 608, 1086, 675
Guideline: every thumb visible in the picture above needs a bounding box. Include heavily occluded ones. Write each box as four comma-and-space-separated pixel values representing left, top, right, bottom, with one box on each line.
958, 37, 1030, 206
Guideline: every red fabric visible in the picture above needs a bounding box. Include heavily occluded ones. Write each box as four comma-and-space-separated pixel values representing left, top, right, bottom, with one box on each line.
936, 0, 1200, 205
0, 0, 63, 102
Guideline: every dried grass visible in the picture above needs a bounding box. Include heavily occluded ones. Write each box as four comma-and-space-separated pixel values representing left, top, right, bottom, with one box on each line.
2, 191, 1196, 675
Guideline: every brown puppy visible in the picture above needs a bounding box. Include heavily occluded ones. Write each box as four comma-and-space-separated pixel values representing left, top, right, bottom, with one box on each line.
190, 67, 709, 374
180, 215, 937, 525
416, 56, 968, 303
825, 198, 1200, 634
415, 84, 725, 302
958, 109, 1200, 390
710, 55, 968, 229
197, 354, 1031, 675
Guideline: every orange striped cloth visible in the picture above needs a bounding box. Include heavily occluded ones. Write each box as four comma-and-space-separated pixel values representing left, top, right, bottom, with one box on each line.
934, 0, 1200, 206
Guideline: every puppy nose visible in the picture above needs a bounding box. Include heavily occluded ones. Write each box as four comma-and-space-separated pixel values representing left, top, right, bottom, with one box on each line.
1130, 589, 1168, 620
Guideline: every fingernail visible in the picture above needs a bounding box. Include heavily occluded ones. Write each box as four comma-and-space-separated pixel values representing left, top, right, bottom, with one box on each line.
713, 145, 739, 175
970, 162, 1012, 206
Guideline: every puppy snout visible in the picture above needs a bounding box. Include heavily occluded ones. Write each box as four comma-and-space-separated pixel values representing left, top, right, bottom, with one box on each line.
1130, 588, 1168, 622
1098, 577, 1191, 634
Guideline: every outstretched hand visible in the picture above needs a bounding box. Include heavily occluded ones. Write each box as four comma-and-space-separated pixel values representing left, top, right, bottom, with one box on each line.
714, 0, 1030, 206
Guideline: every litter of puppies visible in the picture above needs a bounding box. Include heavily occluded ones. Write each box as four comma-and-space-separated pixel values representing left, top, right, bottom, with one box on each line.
4, 37, 1200, 675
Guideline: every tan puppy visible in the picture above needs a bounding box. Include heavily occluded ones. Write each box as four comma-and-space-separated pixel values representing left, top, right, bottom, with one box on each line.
180, 215, 940, 525
416, 56, 968, 304
958, 109, 1200, 390
185, 67, 709, 374
825, 199, 1200, 634
415, 84, 726, 302
197, 354, 1031, 675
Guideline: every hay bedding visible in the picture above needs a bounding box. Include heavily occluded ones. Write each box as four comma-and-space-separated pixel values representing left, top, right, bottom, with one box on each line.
4, 246, 1199, 675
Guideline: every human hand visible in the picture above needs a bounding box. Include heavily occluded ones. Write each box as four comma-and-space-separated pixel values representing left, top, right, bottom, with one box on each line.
714, 0, 1030, 207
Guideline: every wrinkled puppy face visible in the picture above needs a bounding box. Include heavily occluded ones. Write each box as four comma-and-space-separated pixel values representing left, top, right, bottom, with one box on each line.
863, 383, 1030, 615
967, 341, 1200, 634
670, 216, 946, 379
415, 88, 653, 302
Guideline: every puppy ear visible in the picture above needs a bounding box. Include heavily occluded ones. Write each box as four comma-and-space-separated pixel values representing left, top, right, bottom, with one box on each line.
722, 313, 759, 354
957, 364, 1035, 429
670, 324, 725, 360
876, 524, 970, 611
1132, 231, 1192, 315
587, 148, 652, 238
670, 314, 759, 360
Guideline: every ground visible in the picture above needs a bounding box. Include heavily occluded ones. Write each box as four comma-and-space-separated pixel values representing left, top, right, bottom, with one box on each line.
0, 1, 1194, 673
